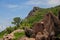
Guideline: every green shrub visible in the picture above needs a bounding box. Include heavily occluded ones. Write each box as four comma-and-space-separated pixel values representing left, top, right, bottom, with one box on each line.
13, 32, 25, 40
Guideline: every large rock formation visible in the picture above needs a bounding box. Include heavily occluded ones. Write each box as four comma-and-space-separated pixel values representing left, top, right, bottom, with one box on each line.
24, 11, 60, 40
32, 22, 44, 34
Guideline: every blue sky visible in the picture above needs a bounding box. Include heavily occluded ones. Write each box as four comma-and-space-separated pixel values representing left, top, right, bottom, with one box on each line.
0, 0, 60, 32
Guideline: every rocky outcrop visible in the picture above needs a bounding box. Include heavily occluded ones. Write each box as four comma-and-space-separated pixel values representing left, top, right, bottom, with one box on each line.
3, 34, 14, 40
26, 7, 40, 18
24, 27, 35, 38
32, 22, 44, 34
19, 37, 35, 40
24, 11, 60, 40
3, 29, 24, 40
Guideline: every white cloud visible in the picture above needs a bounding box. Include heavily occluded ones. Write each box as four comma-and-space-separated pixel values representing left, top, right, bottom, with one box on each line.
3, 4, 27, 11
3, 0, 60, 9
6, 4, 21, 9
1, 0, 60, 8
7, 4, 19, 8
0, 26, 5, 32
25, 0, 43, 6
5, 4, 28, 9
25, 0, 60, 8
0, 18, 13, 32
48, 0, 60, 6
2, 4, 23, 9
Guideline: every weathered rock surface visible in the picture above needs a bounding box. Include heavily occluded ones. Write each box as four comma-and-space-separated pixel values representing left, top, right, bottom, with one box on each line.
25, 11, 60, 40
19, 37, 35, 40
